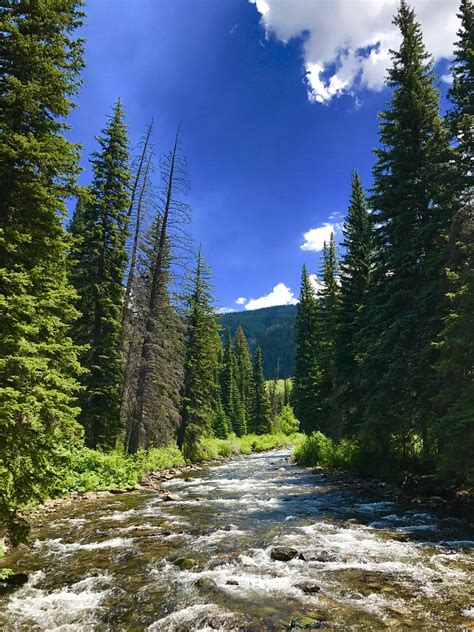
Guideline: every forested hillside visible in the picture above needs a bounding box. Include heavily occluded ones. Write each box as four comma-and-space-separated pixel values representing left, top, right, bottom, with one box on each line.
219, 305, 296, 378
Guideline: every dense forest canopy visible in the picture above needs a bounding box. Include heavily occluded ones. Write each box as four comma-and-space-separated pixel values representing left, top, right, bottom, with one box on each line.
0, 0, 472, 549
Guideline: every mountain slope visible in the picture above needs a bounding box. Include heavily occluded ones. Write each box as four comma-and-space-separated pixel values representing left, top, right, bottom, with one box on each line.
218, 305, 296, 379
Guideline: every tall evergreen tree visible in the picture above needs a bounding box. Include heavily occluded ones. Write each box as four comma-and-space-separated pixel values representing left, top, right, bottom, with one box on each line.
234, 325, 253, 430
221, 329, 245, 435
0, 0, 84, 543
292, 265, 320, 434
178, 248, 221, 458
335, 173, 374, 436
70, 100, 130, 448
447, 0, 473, 197
123, 215, 185, 452
360, 1, 451, 465
127, 130, 191, 452
250, 347, 272, 435
434, 200, 474, 483
318, 233, 340, 436
433, 1, 474, 483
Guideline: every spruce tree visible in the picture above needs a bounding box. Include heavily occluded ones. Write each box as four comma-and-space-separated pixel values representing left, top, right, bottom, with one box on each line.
0, 1, 84, 543
361, 1, 451, 464
178, 248, 221, 458
434, 200, 473, 483
70, 100, 130, 448
317, 233, 340, 436
447, 0, 473, 197
127, 130, 191, 452
433, 1, 474, 483
335, 173, 374, 436
292, 265, 320, 434
221, 329, 244, 435
124, 215, 185, 452
250, 347, 273, 435
234, 325, 253, 430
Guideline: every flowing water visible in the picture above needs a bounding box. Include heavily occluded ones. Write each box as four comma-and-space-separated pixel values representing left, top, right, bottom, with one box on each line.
1, 449, 473, 631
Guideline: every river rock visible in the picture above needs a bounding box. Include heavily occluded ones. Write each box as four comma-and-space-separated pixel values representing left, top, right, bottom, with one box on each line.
271, 546, 298, 561
195, 577, 216, 589
226, 579, 239, 585
174, 556, 197, 570
288, 615, 319, 629
0, 573, 28, 594
163, 493, 179, 502
295, 582, 321, 594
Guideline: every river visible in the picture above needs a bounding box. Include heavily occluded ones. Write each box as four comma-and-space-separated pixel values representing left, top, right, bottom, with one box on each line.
0, 449, 473, 630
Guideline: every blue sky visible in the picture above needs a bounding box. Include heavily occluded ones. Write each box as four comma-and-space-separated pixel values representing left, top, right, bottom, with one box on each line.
70, 0, 458, 312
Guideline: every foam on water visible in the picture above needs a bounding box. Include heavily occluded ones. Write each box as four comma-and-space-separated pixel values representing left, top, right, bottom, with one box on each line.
6, 571, 113, 631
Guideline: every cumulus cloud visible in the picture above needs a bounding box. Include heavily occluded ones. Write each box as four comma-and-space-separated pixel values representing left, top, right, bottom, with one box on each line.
308, 273, 324, 295
301, 221, 340, 252
216, 307, 236, 314
235, 297, 247, 305
244, 282, 298, 310
249, 0, 459, 103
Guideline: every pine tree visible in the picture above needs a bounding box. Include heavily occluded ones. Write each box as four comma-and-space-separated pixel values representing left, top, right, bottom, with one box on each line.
0, 1, 84, 543
221, 329, 245, 435
124, 215, 185, 452
360, 1, 451, 465
250, 347, 273, 435
318, 233, 340, 436
292, 265, 320, 434
178, 248, 221, 458
70, 100, 130, 448
434, 200, 474, 483
433, 1, 474, 483
127, 129, 191, 452
234, 325, 253, 430
335, 173, 374, 436
447, 0, 473, 198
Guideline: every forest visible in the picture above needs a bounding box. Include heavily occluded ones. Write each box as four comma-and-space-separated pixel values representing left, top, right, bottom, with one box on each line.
0, 0, 472, 564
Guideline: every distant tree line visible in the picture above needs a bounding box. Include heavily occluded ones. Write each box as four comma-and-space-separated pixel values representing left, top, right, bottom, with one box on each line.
293, 0, 473, 484
218, 305, 296, 379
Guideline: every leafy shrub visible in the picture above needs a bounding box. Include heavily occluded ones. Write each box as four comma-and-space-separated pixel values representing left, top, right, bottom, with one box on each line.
292, 432, 360, 469
273, 405, 300, 435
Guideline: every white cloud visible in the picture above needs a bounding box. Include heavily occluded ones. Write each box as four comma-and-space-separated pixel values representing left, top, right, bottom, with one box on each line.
217, 307, 236, 314
235, 297, 247, 305
441, 73, 453, 85
244, 282, 298, 310
249, 0, 459, 103
308, 273, 324, 295
301, 222, 339, 252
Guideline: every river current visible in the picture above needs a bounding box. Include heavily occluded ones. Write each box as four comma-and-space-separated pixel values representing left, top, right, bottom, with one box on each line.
0, 449, 473, 630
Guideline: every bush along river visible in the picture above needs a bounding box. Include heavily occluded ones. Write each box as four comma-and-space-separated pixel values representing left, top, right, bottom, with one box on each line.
0, 449, 473, 631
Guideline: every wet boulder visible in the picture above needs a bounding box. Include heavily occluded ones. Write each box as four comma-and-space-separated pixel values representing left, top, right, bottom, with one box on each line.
0, 573, 28, 594
226, 579, 239, 585
162, 493, 179, 502
174, 556, 197, 570
295, 582, 321, 594
271, 546, 298, 561
288, 615, 319, 629
195, 577, 216, 589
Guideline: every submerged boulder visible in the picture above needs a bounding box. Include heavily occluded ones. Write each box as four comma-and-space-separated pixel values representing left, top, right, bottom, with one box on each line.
174, 557, 197, 570
288, 615, 319, 629
295, 582, 321, 594
271, 546, 298, 561
195, 577, 216, 589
